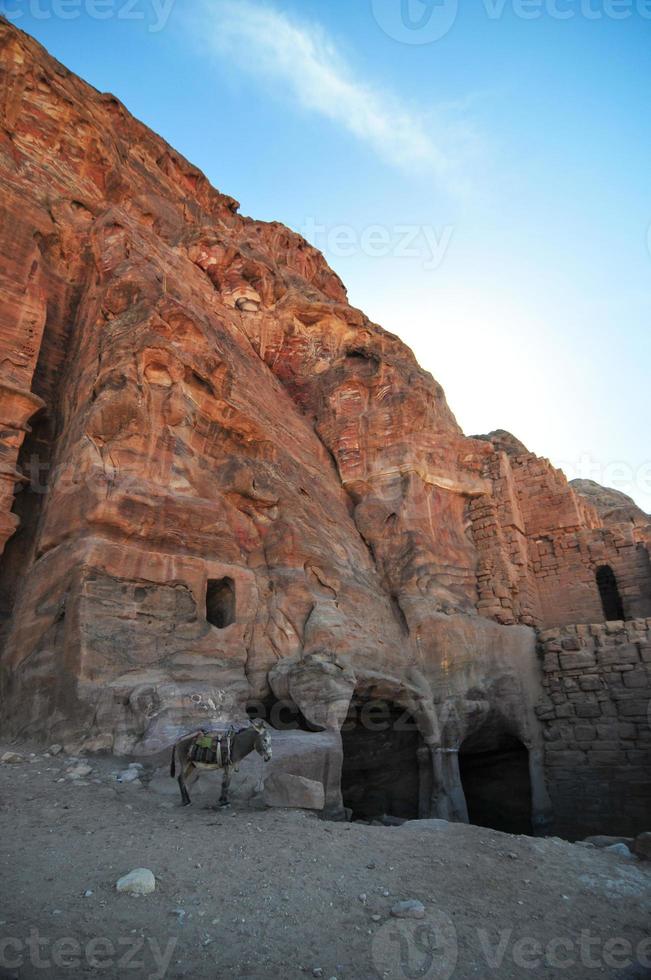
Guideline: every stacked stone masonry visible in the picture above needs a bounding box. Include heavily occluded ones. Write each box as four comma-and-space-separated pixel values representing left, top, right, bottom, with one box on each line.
537, 619, 651, 837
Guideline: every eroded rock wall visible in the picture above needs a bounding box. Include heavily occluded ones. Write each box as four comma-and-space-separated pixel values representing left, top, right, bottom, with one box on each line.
0, 19, 512, 759
472, 437, 651, 629
571, 478, 650, 527
0, 21, 649, 836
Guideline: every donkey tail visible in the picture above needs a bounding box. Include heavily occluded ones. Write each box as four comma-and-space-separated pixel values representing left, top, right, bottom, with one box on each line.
170, 744, 176, 779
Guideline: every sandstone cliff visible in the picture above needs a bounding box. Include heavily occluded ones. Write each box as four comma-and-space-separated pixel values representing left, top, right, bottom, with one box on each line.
0, 20, 649, 836
571, 478, 649, 526
0, 18, 506, 756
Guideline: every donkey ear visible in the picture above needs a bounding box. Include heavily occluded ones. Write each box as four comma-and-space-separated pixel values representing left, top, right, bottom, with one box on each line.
252, 717, 265, 731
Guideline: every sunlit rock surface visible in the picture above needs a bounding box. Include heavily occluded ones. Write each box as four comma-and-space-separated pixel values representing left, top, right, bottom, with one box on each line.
0, 21, 649, 835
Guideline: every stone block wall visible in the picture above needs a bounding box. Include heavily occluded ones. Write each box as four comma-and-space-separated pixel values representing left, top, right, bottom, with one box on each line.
536, 619, 651, 838
533, 526, 651, 628
468, 452, 541, 627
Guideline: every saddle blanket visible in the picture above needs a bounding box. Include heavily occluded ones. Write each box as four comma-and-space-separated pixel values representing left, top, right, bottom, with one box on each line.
189, 731, 231, 767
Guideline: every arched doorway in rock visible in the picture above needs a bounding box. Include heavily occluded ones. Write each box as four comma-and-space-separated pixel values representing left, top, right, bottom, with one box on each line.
340, 695, 422, 821
458, 723, 533, 835
596, 565, 625, 622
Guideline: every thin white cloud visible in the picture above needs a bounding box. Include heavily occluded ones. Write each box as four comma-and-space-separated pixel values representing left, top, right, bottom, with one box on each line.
191, 0, 449, 176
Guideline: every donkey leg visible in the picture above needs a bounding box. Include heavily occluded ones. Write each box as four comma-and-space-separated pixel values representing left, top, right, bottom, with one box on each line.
178, 763, 195, 806
218, 766, 232, 807
178, 773, 190, 806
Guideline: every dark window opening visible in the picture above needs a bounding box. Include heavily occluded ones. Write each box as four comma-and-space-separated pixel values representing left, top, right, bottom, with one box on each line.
459, 729, 532, 835
206, 577, 235, 629
341, 697, 420, 822
596, 565, 625, 622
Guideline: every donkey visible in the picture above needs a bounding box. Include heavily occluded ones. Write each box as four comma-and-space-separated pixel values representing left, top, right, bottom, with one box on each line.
170, 719, 272, 808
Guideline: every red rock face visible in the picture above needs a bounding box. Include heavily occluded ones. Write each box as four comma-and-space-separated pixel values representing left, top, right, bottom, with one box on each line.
471, 436, 651, 629
0, 18, 648, 798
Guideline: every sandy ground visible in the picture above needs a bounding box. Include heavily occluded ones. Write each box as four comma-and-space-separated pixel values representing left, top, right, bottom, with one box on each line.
0, 742, 650, 980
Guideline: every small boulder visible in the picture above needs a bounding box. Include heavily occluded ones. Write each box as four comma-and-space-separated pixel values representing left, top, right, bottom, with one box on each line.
76, 733, 113, 754
66, 763, 93, 780
0, 752, 23, 765
116, 868, 156, 896
632, 832, 651, 861
263, 773, 325, 810
583, 835, 633, 849
116, 769, 141, 784
48, 744, 63, 756
604, 843, 634, 860
391, 900, 426, 919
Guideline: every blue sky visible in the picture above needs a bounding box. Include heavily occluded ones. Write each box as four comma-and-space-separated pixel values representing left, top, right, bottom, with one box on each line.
4, 0, 650, 508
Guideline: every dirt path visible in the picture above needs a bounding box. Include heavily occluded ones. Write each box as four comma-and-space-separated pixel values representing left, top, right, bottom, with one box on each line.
1, 743, 650, 980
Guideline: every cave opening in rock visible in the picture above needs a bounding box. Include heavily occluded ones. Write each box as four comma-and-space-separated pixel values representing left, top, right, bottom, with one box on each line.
459, 728, 533, 835
596, 565, 625, 622
341, 697, 421, 821
205, 577, 235, 629
0, 408, 52, 635
344, 349, 379, 376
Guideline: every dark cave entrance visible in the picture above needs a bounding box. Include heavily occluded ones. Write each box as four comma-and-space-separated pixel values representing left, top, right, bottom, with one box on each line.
341, 697, 421, 821
459, 728, 533, 835
0, 408, 52, 637
596, 565, 625, 622
205, 577, 236, 629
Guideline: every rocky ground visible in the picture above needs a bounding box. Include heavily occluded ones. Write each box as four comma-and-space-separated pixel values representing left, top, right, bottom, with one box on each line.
1, 743, 650, 980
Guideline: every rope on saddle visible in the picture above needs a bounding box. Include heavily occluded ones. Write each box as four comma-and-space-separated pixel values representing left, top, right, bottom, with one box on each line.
189, 728, 235, 767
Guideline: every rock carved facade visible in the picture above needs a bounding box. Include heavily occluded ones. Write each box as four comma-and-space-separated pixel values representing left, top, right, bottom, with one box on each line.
0, 21, 649, 836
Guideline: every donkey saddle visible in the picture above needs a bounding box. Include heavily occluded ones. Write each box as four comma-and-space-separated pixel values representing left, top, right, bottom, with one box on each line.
189, 730, 233, 767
